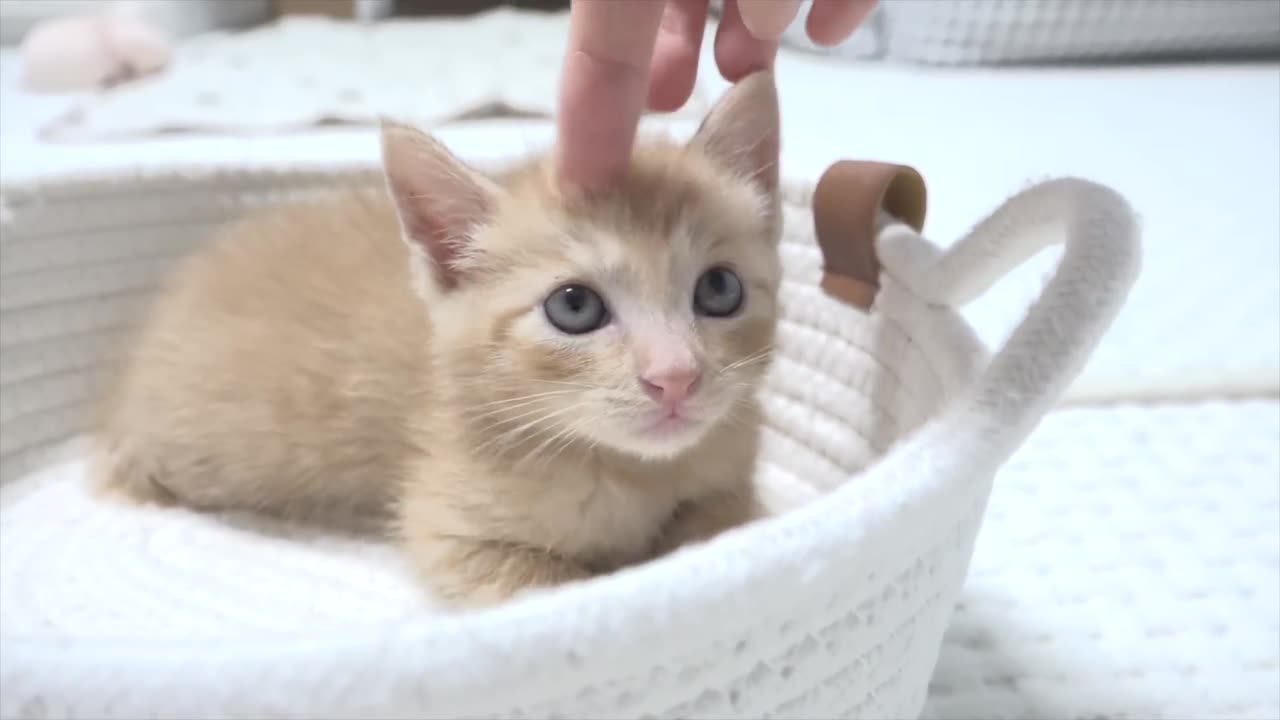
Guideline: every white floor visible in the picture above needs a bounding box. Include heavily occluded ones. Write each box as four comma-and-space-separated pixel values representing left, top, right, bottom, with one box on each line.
924, 400, 1280, 720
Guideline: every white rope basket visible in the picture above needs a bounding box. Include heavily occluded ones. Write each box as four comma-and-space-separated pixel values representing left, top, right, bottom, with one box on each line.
0, 164, 1140, 719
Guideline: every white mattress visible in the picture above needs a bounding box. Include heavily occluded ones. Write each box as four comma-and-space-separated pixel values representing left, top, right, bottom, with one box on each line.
2, 41, 1279, 719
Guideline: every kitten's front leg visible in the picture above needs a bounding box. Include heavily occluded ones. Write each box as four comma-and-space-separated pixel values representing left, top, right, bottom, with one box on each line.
407, 534, 592, 608
653, 484, 763, 558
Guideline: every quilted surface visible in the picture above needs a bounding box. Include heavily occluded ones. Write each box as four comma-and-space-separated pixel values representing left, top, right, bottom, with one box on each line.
925, 400, 1280, 720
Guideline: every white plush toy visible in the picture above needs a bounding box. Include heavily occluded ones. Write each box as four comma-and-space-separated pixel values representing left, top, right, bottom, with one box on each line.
20, 0, 172, 93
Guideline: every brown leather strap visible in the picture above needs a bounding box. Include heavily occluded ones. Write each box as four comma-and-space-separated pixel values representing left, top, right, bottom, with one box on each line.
812, 160, 927, 310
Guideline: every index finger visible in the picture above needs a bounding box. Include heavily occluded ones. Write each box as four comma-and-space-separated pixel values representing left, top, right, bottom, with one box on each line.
556, 0, 666, 193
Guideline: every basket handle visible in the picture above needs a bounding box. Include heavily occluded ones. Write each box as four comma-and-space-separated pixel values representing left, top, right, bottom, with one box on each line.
876, 177, 1142, 450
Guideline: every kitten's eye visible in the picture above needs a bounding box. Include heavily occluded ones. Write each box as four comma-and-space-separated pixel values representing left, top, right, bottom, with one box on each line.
693, 267, 744, 317
544, 284, 610, 334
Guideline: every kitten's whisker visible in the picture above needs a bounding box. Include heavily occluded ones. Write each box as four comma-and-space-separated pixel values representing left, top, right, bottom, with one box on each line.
473, 389, 586, 416
522, 419, 587, 471
473, 412, 575, 455
471, 401, 592, 457
470, 400, 570, 433
511, 411, 598, 468
469, 389, 578, 411
468, 403, 560, 423
541, 380, 642, 406
720, 347, 775, 374
532, 378, 605, 391
528, 409, 625, 472
470, 405, 567, 450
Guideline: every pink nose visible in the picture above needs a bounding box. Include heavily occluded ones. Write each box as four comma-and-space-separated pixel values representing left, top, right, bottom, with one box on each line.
640, 368, 702, 409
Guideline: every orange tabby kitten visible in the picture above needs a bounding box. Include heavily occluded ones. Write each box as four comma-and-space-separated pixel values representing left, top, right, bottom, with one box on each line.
94, 71, 782, 607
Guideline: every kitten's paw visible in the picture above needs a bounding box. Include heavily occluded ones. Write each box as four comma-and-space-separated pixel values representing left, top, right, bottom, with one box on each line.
88, 438, 179, 507
408, 535, 592, 609
653, 486, 763, 558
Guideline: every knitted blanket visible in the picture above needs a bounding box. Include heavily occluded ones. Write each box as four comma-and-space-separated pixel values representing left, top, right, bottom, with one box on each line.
39, 10, 713, 142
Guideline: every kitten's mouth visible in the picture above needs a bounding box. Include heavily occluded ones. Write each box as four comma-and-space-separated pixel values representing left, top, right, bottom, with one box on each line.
649, 414, 689, 433
607, 403, 722, 458
639, 408, 700, 438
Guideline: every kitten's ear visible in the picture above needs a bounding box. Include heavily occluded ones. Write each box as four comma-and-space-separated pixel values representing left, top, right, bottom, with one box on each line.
380, 119, 499, 291
689, 70, 780, 196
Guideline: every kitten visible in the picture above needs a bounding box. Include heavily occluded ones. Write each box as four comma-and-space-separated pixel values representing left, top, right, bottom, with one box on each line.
94, 70, 783, 607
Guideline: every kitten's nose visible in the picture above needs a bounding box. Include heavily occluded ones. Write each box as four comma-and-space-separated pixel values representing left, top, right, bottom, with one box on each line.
639, 367, 702, 410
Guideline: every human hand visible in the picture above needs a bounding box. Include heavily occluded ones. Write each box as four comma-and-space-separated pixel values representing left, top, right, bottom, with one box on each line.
555, 0, 877, 192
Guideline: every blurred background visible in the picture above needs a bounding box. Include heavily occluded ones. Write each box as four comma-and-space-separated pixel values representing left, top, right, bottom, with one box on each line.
0, 1, 1277, 719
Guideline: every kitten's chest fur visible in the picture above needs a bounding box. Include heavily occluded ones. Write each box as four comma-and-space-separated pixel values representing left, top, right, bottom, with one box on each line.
418, 416, 758, 572
546, 462, 683, 569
